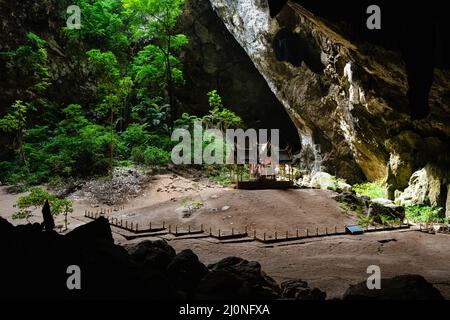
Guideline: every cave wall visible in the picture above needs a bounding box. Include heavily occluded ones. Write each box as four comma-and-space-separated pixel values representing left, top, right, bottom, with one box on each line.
176, 0, 301, 150
208, 0, 450, 190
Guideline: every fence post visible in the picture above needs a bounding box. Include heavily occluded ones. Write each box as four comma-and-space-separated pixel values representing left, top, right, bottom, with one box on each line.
218, 229, 221, 238
254, 230, 256, 240
296, 229, 299, 238
125, 221, 128, 229
136, 224, 139, 232
306, 229, 309, 237
316, 227, 318, 236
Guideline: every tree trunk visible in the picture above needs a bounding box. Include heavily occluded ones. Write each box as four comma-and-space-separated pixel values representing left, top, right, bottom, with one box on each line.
166, 33, 176, 131
17, 131, 26, 165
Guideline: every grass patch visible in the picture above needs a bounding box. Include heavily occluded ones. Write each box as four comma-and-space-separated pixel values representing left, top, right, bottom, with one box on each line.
352, 181, 385, 199
405, 205, 446, 224
209, 165, 232, 186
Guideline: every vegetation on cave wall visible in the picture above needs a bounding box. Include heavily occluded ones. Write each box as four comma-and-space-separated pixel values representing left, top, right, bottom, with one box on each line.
0, 0, 190, 190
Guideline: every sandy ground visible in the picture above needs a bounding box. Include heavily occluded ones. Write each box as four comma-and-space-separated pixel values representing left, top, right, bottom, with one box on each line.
1, 174, 450, 299
106, 187, 356, 237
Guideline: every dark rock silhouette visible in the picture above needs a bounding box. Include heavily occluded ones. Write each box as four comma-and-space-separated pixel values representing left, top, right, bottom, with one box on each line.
0, 204, 444, 300
343, 275, 444, 300
280, 279, 326, 300
167, 249, 208, 295
196, 257, 280, 300
42, 200, 54, 231
125, 240, 176, 272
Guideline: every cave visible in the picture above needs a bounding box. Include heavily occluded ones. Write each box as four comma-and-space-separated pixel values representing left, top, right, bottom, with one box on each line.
269, 0, 450, 120
176, 0, 302, 152
272, 28, 325, 73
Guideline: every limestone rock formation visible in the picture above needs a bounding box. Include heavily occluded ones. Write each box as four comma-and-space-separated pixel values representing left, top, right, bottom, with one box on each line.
367, 200, 405, 224
208, 0, 449, 192
395, 164, 447, 208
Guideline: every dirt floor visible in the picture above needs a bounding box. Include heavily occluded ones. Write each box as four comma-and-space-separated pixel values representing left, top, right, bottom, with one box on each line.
1, 173, 450, 299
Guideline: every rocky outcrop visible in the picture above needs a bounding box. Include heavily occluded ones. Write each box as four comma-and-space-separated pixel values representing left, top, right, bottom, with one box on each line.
0, 214, 326, 300
208, 0, 449, 191
395, 164, 448, 208
280, 279, 326, 300
0, 212, 445, 300
343, 275, 444, 300
367, 200, 405, 224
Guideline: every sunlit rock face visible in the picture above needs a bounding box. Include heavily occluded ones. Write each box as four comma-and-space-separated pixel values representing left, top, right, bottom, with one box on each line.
209, 0, 449, 191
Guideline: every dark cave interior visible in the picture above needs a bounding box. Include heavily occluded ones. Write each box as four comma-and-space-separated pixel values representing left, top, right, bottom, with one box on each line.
269, 0, 450, 120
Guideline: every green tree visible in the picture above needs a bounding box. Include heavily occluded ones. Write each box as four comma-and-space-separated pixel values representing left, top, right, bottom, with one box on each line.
124, 0, 188, 128
203, 90, 242, 130
87, 49, 123, 174
0, 100, 29, 164
1, 32, 51, 97
13, 187, 73, 228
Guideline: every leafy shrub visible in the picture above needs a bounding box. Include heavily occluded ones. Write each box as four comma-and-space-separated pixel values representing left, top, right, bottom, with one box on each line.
143, 146, 171, 166
132, 146, 170, 166
352, 181, 385, 199
405, 205, 445, 223
131, 146, 146, 164
209, 165, 232, 186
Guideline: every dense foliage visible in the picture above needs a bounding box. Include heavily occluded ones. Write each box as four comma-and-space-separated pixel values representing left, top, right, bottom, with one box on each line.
0, 0, 191, 191
352, 181, 386, 199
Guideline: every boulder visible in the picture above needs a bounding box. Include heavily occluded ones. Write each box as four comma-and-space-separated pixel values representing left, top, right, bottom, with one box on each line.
395, 164, 446, 207
280, 279, 326, 300
343, 275, 443, 300
201, 257, 280, 299
66, 216, 113, 245
309, 172, 337, 190
337, 181, 352, 192
333, 191, 369, 213
167, 249, 209, 294
367, 201, 405, 224
195, 270, 279, 300
124, 240, 176, 271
